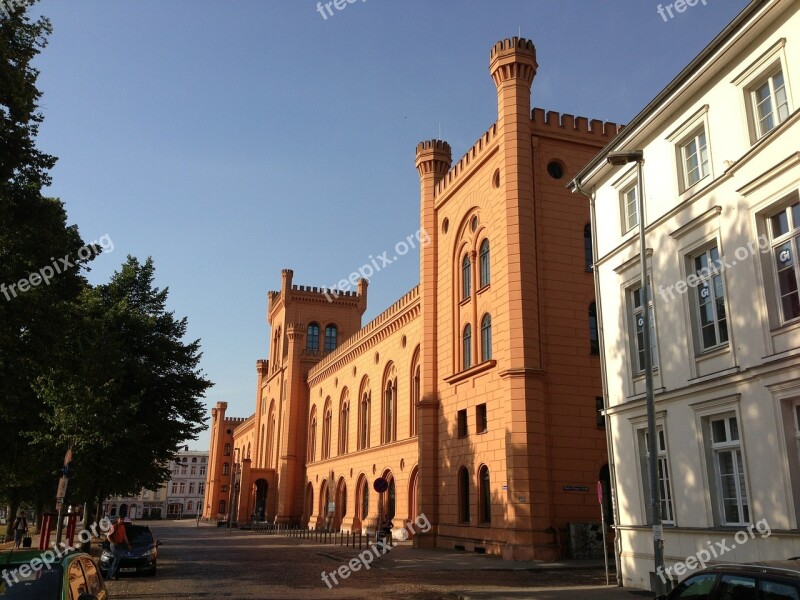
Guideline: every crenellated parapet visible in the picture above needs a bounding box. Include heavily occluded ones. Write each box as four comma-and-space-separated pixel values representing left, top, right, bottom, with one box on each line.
490, 37, 538, 87
434, 123, 498, 198
531, 108, 623, 141
415, 140, 452, 179
308, 285, 420, 384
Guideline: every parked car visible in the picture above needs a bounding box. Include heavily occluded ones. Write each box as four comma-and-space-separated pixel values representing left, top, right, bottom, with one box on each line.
99, 523, 159, 577
657, 561, 800, 600
0, 549, 108, 600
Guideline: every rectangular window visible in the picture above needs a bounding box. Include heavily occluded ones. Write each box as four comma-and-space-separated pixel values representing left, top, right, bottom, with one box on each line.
709, 414, 749, 525
476, 404, 487, 434
200, 466, 206, 476
630, 283, 658, 373
693, 246, 728, 351
622, 184, 639, 232
220, 484, 228, 493
189, 483, 195, 494
179, 482, 185, 494
681, 129, 709, 188
641, 427, 675, 525
752, 69, 789, 138
457, 409, 467, 438
770, 201, 800, 323
190, 466, 196, 475
171, 483, 177, 494
596, 397, 605, 428
198, 482, 205, 495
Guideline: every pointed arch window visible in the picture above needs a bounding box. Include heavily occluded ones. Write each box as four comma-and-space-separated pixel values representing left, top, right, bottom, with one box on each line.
479, 466, 491, 524
463, 324, 472, 370
383, 377, 396, 444
589, 302, 599, 355
462, 254, 472, 299
308, 412, 317, 463
307, 323, 320, 353
480, 314, 492, 362
339, 394, 349, 455
479, 239, 490, 287
324, 324, 337, 353
322, 402, 332, 460
410, 349, 420, 437
359, 392, 371, 450
584, 224, 593, 271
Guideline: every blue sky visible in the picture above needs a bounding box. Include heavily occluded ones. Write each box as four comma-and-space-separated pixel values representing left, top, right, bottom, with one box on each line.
30, 0, 751, 449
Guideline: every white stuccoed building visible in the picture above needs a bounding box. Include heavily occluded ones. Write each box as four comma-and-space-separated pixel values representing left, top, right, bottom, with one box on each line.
166, 450, 209, 519
570, 0, 800, 591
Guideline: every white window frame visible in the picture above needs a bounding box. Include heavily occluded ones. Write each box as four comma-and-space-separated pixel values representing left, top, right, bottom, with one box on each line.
691, 245, 729, 352
709, 413, 750, 526
768, 199, 800, 324
629, 281, 659, 374
622, 184, 639, 233
639, 425, 676, 525
751, 69, 790, 139
731, 38, 792, 145
681, 129, 710, 189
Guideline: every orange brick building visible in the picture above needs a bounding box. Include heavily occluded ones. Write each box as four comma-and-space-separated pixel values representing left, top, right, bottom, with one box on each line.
205, 37, 620, 560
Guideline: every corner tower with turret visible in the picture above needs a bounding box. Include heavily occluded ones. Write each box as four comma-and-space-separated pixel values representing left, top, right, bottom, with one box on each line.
414, 37, 619, 560
259, 269, 367, 524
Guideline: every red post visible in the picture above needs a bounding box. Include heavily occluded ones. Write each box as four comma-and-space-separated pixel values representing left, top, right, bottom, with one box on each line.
38, 514, 56, 550
65, 514, 79, 547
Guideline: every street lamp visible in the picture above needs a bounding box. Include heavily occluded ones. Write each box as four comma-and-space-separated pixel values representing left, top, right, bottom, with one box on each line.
606, 150, 665, 595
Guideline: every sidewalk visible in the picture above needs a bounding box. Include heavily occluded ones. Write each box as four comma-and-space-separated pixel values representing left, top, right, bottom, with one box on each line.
452, 586, 652, 599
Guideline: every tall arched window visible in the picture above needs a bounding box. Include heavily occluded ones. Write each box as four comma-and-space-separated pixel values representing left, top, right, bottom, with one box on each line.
266, 409, 275, 468
480, 314, 492, 361
322, 399, 332, 459
463, 324, 472, 370
324, 324, 337, 352
383, 365, 397, 444
259, 424, 265, 467
584, 224, 593, 271
589, 302, 599, 355
458, 467, 470, 523
307, 322, 320, 352
479, 465, 491, 524
410, 347, 420, 437
359, 392, 370, 450
462, 254, 472, 299
479, 239, 490, 287
360, 478, 369, 520
339, 390, 349, 455
222, 462, 229, 475
308, 411, 317, 463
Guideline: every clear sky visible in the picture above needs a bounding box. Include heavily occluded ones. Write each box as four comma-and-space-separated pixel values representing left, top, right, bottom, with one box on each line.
30, 0, 751, 450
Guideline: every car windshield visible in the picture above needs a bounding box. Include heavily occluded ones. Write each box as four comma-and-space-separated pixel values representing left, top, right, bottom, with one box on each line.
126, 525, 154, 547
0, 565, 62, 599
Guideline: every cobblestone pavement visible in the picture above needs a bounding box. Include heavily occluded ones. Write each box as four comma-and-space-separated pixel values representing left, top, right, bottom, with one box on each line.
84, 521, 648, 599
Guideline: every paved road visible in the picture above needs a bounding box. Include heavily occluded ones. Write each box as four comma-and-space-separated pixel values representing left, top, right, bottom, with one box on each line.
103, 520, 649, 599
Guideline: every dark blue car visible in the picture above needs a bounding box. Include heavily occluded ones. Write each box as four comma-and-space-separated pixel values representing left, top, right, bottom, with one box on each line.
98, 524, 159, 577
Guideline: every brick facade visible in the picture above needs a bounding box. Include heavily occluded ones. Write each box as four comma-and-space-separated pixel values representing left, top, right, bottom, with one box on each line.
206, 36, 618, 560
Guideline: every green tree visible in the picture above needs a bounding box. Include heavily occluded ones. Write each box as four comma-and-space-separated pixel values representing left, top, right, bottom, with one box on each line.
0, 2, 92, 535
35, 257, 213, 509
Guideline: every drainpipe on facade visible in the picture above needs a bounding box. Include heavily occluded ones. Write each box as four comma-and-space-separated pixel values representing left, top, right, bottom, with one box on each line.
573, 180, 623, 586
